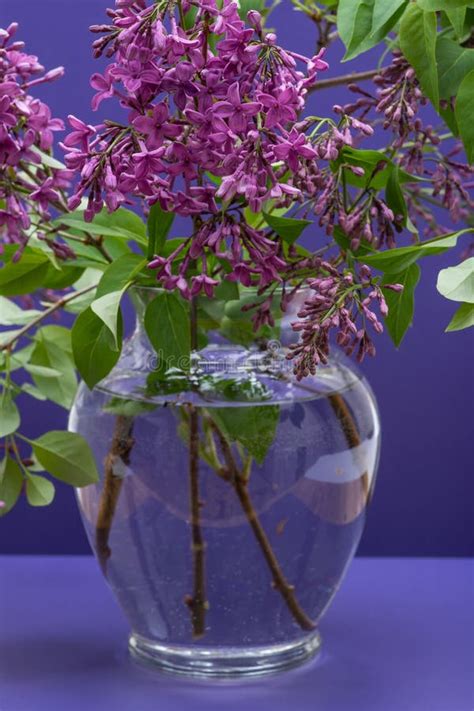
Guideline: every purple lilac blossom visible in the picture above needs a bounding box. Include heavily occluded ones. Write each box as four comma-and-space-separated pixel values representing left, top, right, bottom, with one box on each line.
0, 23, 73, 255
64, 0, 404, 379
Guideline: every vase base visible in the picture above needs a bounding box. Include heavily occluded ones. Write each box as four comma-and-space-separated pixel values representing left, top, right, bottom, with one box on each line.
129, 631, 322, 679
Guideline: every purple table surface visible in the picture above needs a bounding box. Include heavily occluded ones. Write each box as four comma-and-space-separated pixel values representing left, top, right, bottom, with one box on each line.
0, 557, 472, 711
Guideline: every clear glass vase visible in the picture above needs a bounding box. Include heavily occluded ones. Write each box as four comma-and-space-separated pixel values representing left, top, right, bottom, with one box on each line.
69, 289, 381, 678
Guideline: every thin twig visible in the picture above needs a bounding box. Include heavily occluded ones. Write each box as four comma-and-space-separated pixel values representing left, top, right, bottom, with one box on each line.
309, 69, 379, 93
185, 405, 208, 638
206, 418, 316, 632
0, 283, 98, 353
184, 294, 208, 638
95, 415, 135, 576
327, 393, 370, 499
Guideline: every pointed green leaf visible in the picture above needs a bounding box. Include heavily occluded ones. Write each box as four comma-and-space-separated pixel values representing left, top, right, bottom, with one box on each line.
446, 302, 474, 332
0, 297, 41, 326
147, 203, 175, 259
418, 0, 474, 10
26, 474, 55, 507
29, 333, 77, 409
31, 430, 99, 487
95, 253, 146, 298
382, 264, 421, 347
144, 292, 190, 374
455, 70, 474, 164
436, 38, 474, 101
91, 290, 126, 347
211, 406, 280, 466
71, 307, 123, 389
56, 208, 147, 246
0, 393, 20, 438
338, 0, 408, 61
0, 251, 50, 296
90, 253, 146, 345
445, 8, 467, 39
0, 457, 23, 516
400, 5, 439, 108
371, 0, 408, 37
360, 229, 472, 273
437, 257, 474, 303
263, 213, 312, 245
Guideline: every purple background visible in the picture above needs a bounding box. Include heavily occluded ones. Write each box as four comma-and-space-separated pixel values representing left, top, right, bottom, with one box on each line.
2, 557, 472, 711
0, 0, 472, 557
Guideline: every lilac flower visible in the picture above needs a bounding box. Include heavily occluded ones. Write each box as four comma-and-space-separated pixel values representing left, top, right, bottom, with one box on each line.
273, 129, 317, 172
90, 69, 114, 110
212, 82, 262, 133
63, 115, 97, 151
257, 87, 298, 129
0, 24, 69, 248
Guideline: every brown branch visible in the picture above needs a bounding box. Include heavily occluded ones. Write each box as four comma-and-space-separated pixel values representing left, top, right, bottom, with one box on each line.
309, 69, 379, 93
328, 393, 370, 500
0, 283, 98, 353
96, 415, 135, 576
327, 394, 361, 448
207, 418, 316, 632
185, 405, 208, 639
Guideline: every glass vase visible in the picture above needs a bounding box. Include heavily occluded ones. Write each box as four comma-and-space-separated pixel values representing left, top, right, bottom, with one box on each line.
69, 288, 380, 678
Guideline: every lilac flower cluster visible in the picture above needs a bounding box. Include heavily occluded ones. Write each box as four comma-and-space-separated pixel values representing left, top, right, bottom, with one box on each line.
0, 24, 72, 253
63, 0, 330, 297
288, 262, 402, 379
342, 51, 474, 234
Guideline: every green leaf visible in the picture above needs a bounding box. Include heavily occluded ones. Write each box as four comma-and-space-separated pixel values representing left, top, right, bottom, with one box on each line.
0, 393, 20, 438
437, 257, 474, 303
211, 405, 280, 466
371, 0, 408, 37
445, 302, 474, 331
23, 364, 63, 379
71, 307, 123, 389
90, 253, 146, 345
263, 213, 312, 245
90, 291, 125, 347
400, 5, 439, 108
418, 0, 474, 10
144, 292, 191, 375
25, 474, 55, 507
455, 70, 474, 164
445, 8, 467, 38
338, 0, 408, 61
8, 344, 35, 372
334, 147, 421, 191
29, 145, 66, 170
147, 203, 175, 259
56, 208, 147, 247
35, 325, 73, 354
237, 0, 266, 20
95, 253, 146, 297
0, 297, 41, 326
31, 430, 99, 487
386, 166, 408, 225
0, 251, 50, 296
382, 264, 421, 347
436, 38, 474, 100
20, 384, 47, 401
0, 457, 23, 516
103, 396, 156, 417
338, 0, 375, 61
29, 334, 77, 409
0, 330, 21, 348
360, 229, 472, 273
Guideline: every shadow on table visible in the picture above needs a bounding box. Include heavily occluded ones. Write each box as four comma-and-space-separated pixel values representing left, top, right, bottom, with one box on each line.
0, 631, 383, 711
